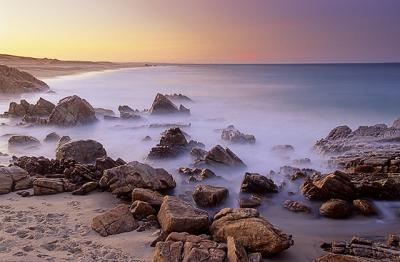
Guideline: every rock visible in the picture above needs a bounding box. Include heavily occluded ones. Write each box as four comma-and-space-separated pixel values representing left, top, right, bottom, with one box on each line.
165, 93, 193, 102
56, 136, 71, 149
157, 196, 209, 234
150, 93, 189, 115
326, 125, 353, 140
239, 196, 262, 208
271, 145, 295, 154
44, 132, 60, 142
33, 178, 76, 195
352, 199, 377, 216
6, 98, 55, 117
0, 166, 31, 194
132, 188, 164, 208
221, 125, 255, 144
48, 95, 97, 126
99, 161, 176, 197
393, 118, 400, 129
314, 253, 369, 262
319, 199, 352, 219
94, 107, 115, 116
0, 65, 49, 93
56, 139, 107, 163
12, 156, 67, 176
118, 105, 136, 114
292, 158, 312, 165
202, 145, 246, 167
210, 208, 293, 257
8, 135, 40, 148
142, 135, 152, 141
91, 204, 138, 236
192, 184, 228, 207
179, 167, 216, 182
153, 241, 183, 262
94, 156, 124, 172
387, 234, 400, 247
227, 236, 249, 262
191, 147, 208, 161
241, 173, 278, 194
71, 181, 98, 195
283, 200, 311, 213
178, 104, 190, 114
130, 200, 156, 219
248, 253, 262, 262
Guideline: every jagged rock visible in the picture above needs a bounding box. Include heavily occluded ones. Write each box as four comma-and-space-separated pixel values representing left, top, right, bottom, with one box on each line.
48, 95, 97, 126
326, 126, 353, 140
153, 241, 183, 262
95, 156, 125, 173
178, 104, 190, 114
192, 184, 228, 207
99, 161, 176, 197
210, 208, 293, 257
56, 139, 107, 163
191, 147, 208, 161
178, 167, 216, 182
33, 178, 76, 195
157, 196, 209, 234
91, 204, 138, 236
0, 166, 32, 194
319, 199, 352, 219
8, 135, 40, 148
352, 199, 377, 216
44, 132, 60, 142
150, 93, 189, 115
241, 173, 278, 194
63, 163, 102, 184
130, 200, 156, 219
5, 97, 55, 117
239, 195, 262, 208
132, 188, 164, 208
12, 156, 69, 176
165, 93, 193, 102
227, 236, 249, 262
0, 65, 49, 93
202, 145, 246, 167
283, 200, 311, 213
71, 181, 98, 195
271, 145, 295, 154
221, 125, 255, 144
56, 136, 71, 149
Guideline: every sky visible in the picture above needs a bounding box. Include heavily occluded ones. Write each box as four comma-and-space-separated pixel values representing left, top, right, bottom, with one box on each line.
0, 0, 399, 63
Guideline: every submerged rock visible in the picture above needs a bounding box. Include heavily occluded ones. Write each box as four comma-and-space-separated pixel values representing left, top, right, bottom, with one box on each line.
8, 135, 40, 148
240, 173, 278, 194
271, 145, 295, 154
94, 107, 115, 116
192, 184, 228, 207
44, 132, 60, 143
56, 139, 107, 164
0, 65, 49, 93
221, 125, 256, 144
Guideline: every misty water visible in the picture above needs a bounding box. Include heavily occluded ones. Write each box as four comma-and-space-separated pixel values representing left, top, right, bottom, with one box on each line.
1, 64, 400, 260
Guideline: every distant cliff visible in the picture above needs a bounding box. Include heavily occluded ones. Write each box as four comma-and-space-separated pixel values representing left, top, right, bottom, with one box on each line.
0, 64, 49, 93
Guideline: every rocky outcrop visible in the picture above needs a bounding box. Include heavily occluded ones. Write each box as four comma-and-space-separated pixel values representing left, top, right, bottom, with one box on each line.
198, 145, 246, 167
157, 196, 209, 234
5, 98, 55, 117
91, 204, 138, 236
221, 125, 255, 144
33, 178, 76, 195
283, 200, 311, 213
131, 188, 164, 208
149, 93, 190, 115
192, 184, 228, 207
99, 161, 176, 197
240, 173, 278, 194
48, 95, 97, 126
56, 139, 107, 164
319, 199, 353, 219
239, 195, 262, 208
0, 65, 49, 93
0, 166, 32, 194
8, 135, 40, 148
210, 208, 293, 257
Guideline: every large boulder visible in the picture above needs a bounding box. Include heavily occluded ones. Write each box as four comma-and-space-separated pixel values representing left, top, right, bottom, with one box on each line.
131, 188, 164, 208
48, 95, 97, 126
326, 125, 352, 140
99, 161, 176, 197
352, 199, 377, 216
56, 139, 107, 163
149, 93, 189, 115
8, 135, 40, 148
202, 145, 246, 167
319, 199, 353, 219
157, 196, 209, 234
221, 125, 255, 144
0, 65, 49, 93
210, 208, 293, 257
33, 178, 76, 195
0, 166, 32, 194
240, 173, 278, 194
192, 184, 228, 207
91, 204, 138, 236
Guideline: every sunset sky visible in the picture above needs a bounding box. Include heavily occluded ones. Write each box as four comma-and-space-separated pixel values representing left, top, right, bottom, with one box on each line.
1, 0, 399, 63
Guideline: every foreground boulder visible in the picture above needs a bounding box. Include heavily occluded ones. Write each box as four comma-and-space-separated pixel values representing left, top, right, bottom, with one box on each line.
210, 208, 293, 257
131, 188, 164, 208
99, 161, 176, 197
0, 65, 49, 93
91, 204, 138, 236
5, 97, 55, 117
192, 184, 228, 207
200, 145, 246, 167
0, 166, 32, 194
33, 178, 76, 195
56, 139, 107, 163
241, 173, 278, 194
48, 95, 97, 126
319, 199, 353, 219
221, 125, 255, 144
157, 196, 209, 234
149, 93, 189, 115
8, 135, 40, 148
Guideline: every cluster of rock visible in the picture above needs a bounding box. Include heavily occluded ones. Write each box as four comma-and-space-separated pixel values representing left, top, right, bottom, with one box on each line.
221, 125, 256, 144
2, 98, 55, 118
0, 64, 49, 93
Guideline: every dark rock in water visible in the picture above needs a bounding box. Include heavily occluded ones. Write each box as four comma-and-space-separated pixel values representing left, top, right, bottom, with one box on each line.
94, 156, 124, 173
5, 98, 55, 117
142, 135, 152, 141
91, 204, 138, 237
292, 158, 312, 165
94, 107, 115, 116
283, 200, 311, 213
319, 199, 352, 219
178, 167, 216, 182
157, 196, 209, 234
192, 184, 228, 207
103, 115, 119, 121
165, 93, 193, 102
221, 125, 256, 144
56, 139, 106, 164
241, 173, 278, 194
0, 65, 49, 93
0, 166, 32, 195
44, 132, 60, 143
71, 181, 98, 195
132, 188, 164, 208
99, 161, 176, 198
191, 147, 208, 161
118, 105, 136, 114
327, 125, 353, 140
33, 178, 76, 195
210, 208, 293, 256
239, 195, 262, 208
48, 95, 97, 127
200, 145, 246, 167
271, 145, 295, 154
352, 199, 377, 216
8, 135, 40, 148
314, 253, 370, 262
120, 111, 140, 120
227, 236, 249, 262
130, 200, 156, 219
178, 104, 190, 114
149, 93, 190, 115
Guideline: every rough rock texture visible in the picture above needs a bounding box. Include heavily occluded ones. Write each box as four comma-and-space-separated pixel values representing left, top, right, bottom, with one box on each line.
71, 181, 98, 195
165, 93, 193, 102
153, 241, 184, 262
131, 188, 164, 208
227, 236, 249, 262
248, 253, 263, 262
157, 196, 209, 234
33, 178, 76, 195
352, 199, 377, 216
239, 195, 262, 208
210, 208, 293, 257
240, 173, 278, 194
192, 184, 228, 207
48, 95, 97, 126
56, 136, 71, 149
393, 118, 400, 129
283, 200, 311, 213
200, 145, 246, 167
8, 135, 40, 148
319, 199, 353, 219
314, 253, 370, 262
178, 167, 216, 183
0, 65, 49, 93
99, 161, 176, 197
95, 107, 115, 116
271, 145, 295, 154
56, 139, 107, 163
130, 200, 156, 219
91, 204, 138, 237
221, 125, 255, 144
0, 166, 32, 194
149, 93, 189, 115
5, 97, 55, 117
